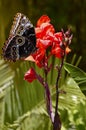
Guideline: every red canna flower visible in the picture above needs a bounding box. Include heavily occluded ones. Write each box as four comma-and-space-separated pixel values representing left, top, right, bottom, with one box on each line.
24, 68, 37, 82
35, 15, 55, 45
25, 15, 72, 67
31, 15, 55, 67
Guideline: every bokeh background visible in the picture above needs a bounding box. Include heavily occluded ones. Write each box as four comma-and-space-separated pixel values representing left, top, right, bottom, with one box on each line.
0, 0, 86, 130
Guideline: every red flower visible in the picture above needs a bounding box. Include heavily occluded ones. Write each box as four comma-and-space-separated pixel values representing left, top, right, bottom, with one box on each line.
35, 15, 55, 44
51, 32, 64, 58
25, 15, 72, 67
24, 68, 36, 82
24, 15, 72, 84
31, 15, 55, 67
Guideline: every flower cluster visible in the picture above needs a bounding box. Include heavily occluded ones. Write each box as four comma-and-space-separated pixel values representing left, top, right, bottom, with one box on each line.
32, 15, 64, 67
24, 15, 72, 82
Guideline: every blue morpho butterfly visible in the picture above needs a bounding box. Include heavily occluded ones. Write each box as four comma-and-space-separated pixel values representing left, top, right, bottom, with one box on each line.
2, 13, 37, 62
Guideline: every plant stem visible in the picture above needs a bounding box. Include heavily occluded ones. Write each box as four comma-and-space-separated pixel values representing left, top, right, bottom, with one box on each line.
35, 61, 54, 122
44, 59, 54, 122
53, 53, 65, 130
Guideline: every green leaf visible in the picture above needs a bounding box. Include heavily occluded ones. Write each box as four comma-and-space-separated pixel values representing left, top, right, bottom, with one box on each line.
64, 62, 86, 95
52, 77, 85, 110
64, 62, 86, 81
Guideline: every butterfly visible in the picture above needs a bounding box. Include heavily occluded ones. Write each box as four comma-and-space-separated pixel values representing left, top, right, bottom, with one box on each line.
2, 13, 37, 62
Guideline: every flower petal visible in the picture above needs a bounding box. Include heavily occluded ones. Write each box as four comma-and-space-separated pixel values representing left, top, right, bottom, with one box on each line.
35, 23, 55, 39
54, 32, 63, 40
37, 39, 52, 49
24, 56, 35, 62
35, 27, 42, 38
37, 15, 50, 27
65, 46, 71, 54
51, 42, 64, 58
40, 23, 55, 34
24, 68, 36, 82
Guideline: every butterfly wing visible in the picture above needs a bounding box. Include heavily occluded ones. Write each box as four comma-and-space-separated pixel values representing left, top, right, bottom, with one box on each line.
10, 13, 34, 36
2, 13, 36, 62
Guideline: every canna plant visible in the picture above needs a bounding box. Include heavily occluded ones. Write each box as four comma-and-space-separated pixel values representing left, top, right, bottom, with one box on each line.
24, 15, 73, 130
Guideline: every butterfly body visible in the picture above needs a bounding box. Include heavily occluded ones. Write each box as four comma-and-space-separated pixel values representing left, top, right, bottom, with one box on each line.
2, 13, 36, 62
